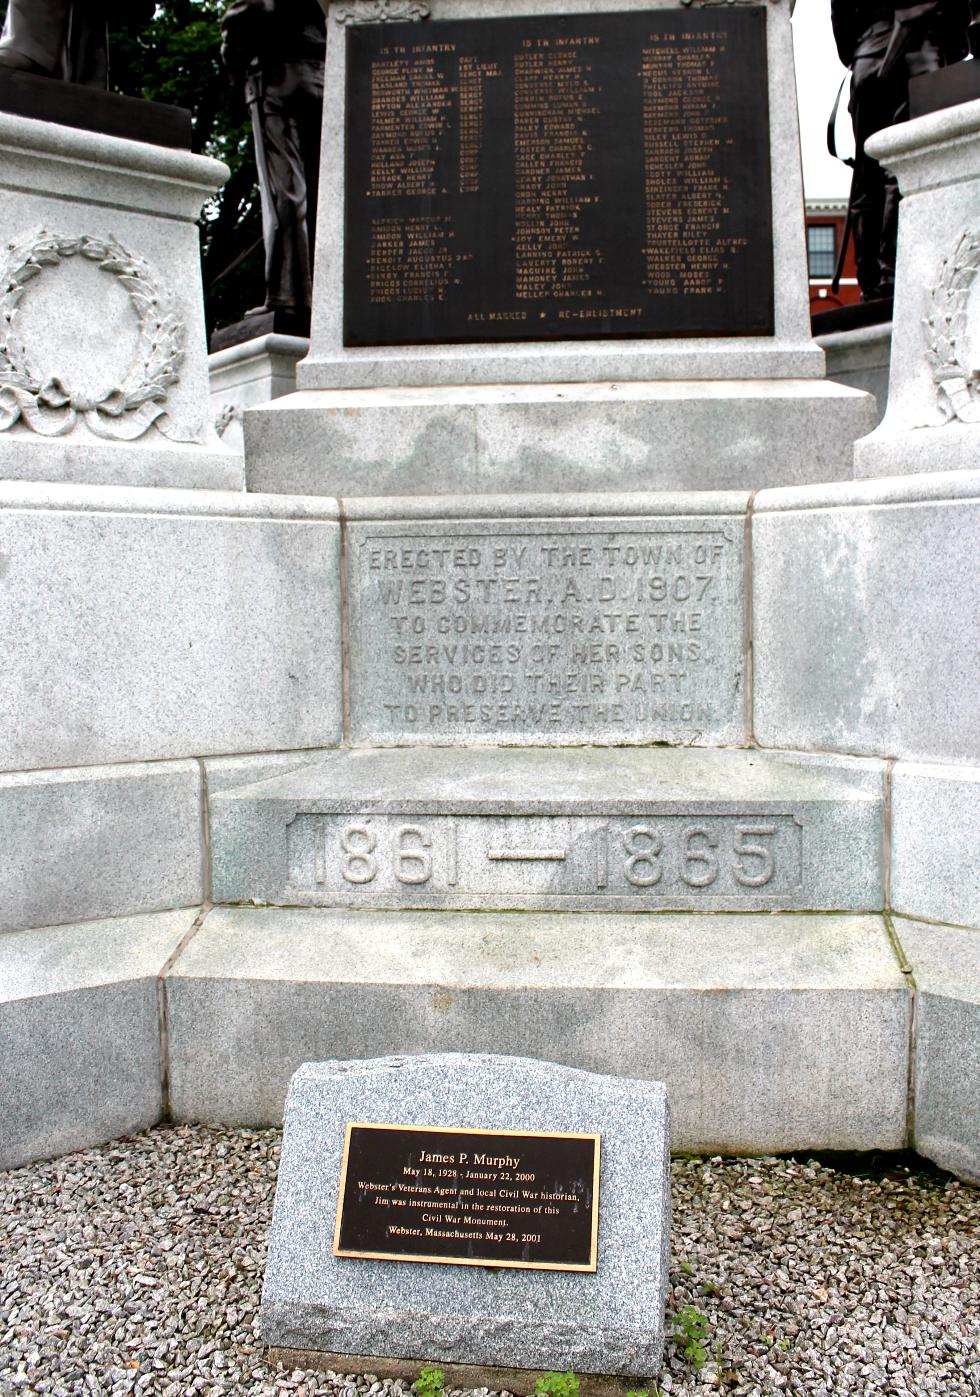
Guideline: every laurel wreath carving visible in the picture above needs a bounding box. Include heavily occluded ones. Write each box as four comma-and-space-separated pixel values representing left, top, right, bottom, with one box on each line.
923, 229, 980, 426
0, 229, 187, 441
214, 402, 244, 438
334, 1, 430, 23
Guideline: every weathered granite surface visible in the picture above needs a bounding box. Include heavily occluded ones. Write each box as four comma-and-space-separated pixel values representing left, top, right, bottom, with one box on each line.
753, 471, 980, 763
891, 762, 980, 929
896, 917, 980, 1185
0, 483, 342, 770
855, 99, 980, 477
0, 908, 198, 1170
243, 381, 874, 496
261, 1054, 670, 1376
343, 492, 748, 746
0, 760, 202, 933
208, 746, 885, 914
167, 909, 910, 1152
0, 112, 240, 490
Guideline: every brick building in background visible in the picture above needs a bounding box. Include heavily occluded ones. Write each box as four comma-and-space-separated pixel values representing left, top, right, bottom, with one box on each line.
806, 198, 861, 312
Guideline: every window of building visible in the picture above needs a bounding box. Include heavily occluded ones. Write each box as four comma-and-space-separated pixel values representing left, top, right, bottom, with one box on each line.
807, 223, 837, 279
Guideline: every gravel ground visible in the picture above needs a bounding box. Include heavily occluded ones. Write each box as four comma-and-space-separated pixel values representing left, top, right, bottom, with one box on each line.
1, 1125, 977, 1397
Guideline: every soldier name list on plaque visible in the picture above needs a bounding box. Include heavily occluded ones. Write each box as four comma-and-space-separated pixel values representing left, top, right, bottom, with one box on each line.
344, 7, 772, 345
333, 1124, 600, 1270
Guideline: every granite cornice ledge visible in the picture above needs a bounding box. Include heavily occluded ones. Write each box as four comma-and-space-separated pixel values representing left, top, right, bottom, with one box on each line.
0, 480, 341, 522
866, 98, 980, 189
341, 490, 753, 521
754, 468, 980, 514
0, 110, 228, 188
207, 334, 310, 374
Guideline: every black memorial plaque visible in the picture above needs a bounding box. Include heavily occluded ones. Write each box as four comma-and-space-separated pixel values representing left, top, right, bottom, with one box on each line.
333, 1123, 600, 1270
344, 7, 772, 346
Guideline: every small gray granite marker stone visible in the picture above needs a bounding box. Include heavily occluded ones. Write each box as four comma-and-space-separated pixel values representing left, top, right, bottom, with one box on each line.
261, 1054, 671, 1378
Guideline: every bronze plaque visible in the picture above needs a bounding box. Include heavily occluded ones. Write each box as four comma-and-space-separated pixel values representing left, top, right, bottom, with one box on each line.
333, 1123, 600, 1270
343, 7, 772, 345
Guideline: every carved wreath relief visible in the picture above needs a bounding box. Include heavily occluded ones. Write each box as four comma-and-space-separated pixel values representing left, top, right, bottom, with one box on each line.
334, 1, 430, 24
214, 402, 244, 439
924, 228, 980, 426
0, 229, 186, 441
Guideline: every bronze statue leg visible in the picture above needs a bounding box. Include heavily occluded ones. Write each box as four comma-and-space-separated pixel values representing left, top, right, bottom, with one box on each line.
850, 53, 903, 299
66, 1, 109, 87
0, 0, 72, 75
0, 0, 108, 86
259, 62, 323, 316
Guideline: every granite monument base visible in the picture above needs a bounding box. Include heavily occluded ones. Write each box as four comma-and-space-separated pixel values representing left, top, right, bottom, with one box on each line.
166, 908, 910, 1155
0, 482, 343, 771
0, 909, 198, 1171
208, 745, 885, 914
752, 471, 979, 764
260, 1055, 671, 1378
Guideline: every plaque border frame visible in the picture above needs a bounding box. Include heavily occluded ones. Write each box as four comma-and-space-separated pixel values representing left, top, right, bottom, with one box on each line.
332, 1120, 602, 1271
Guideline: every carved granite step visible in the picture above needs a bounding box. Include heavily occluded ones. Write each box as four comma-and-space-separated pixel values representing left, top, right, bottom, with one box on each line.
165, 905, 910, 1154
209, 746, 885, 913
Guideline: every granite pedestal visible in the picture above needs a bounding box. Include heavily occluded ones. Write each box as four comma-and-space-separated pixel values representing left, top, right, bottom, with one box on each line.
854, 99, 980, 478
4, 5, 979, 1201
209, 745, 885, 914
818, 322, 892, 427
0, 113, 240, 490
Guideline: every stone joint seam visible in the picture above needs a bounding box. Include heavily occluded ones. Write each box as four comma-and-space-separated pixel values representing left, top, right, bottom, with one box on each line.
156, 904, 211, 1122
339, 499, 352, 744
744, 489, 758, 748
882, 910, 917, 1151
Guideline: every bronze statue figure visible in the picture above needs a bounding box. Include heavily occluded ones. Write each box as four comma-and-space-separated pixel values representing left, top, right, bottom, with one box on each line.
221, 0, 326, 333
0, 0, 153, 87
832, 0, 971, 301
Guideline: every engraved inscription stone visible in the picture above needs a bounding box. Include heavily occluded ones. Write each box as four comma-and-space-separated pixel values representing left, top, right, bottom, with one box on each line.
346, 516, 744, 745
344, 8, 773, 344
288, 813, 803, 905
334, 1123, 599, 1270
208, 747, 887, 915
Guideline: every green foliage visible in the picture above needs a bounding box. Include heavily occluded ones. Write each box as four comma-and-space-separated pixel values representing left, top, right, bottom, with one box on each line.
673, 1304, 710, 1370
413, 1365, 445, 1397
534, 1373, 580, 1397
108, 1, 264, 332
0, 0, 265, 330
